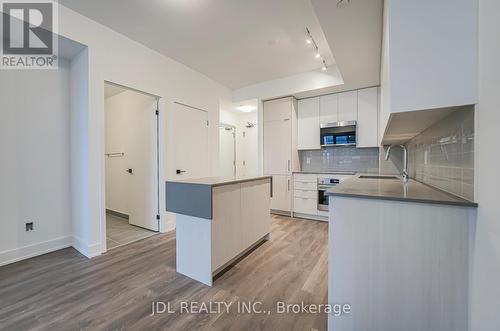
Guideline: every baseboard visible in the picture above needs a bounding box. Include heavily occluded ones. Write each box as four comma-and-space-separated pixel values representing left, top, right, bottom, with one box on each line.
0, 236, 73, 267
164, 219, 176, 233
271, 209, 291, 217
72, 236, 102, 258
292, 212, 328, 222
106, 208, 129, 219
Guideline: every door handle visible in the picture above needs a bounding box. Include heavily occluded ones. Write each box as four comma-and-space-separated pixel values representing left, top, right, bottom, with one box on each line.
176, 169, 186, 175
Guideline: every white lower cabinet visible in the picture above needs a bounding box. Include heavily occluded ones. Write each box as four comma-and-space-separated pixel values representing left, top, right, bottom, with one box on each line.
294, 197, 317, 215
292, 174, 319, 218
270, 175, 291, 213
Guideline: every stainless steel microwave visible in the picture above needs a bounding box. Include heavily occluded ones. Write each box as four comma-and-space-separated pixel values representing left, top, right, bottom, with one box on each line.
320, 121, 357, 147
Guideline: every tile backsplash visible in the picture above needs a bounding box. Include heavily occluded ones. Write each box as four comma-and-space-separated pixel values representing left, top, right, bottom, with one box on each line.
407, 106, 475, 201
299, 147, 379, 173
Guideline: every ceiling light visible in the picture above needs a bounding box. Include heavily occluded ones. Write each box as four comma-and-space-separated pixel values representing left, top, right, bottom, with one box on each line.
322, 65, 327, 71
237, 105, 256, 113
306, 38, 312, 44
315, 53, 321, 59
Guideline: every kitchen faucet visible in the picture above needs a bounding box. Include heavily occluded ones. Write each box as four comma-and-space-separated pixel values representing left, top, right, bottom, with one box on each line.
385, 145, 409, 183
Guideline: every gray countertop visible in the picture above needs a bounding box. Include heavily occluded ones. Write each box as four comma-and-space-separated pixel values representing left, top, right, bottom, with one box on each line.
166, 175, 272, 187
326, 175, 478, 207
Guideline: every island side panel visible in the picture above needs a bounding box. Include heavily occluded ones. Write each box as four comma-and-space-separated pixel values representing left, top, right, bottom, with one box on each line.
175, 214, 212, 286
166, 182, 212, 219
211, 183, 242, 272
328, 196, 472, 331
241, 178, 271, 248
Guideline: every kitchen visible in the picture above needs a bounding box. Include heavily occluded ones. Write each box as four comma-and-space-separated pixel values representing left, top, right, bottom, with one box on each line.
167, 63, 477, 331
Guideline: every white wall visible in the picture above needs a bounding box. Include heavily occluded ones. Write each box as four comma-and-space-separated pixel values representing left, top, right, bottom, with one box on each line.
56, 5, 232, 255
69, 48, 92, 255
104, 90, 156, 215
0, 59, 73, 265
470, 1, 500, 330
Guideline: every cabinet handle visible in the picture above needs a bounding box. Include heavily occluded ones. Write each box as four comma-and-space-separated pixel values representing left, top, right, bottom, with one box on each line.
288, 160, 291, 172
288, 179, 290, 191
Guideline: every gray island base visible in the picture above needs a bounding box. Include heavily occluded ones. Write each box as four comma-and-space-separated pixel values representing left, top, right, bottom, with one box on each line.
166, 176, 272, 286
326, 175, 477, 331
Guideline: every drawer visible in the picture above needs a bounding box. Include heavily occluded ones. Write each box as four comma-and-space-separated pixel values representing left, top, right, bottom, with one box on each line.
294, 197, 318, 215
294, 189, 317, 199
294, 181, 317, 190
294, 174, 317, 183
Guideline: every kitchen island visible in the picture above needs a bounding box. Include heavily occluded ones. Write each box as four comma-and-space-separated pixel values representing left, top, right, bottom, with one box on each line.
166, 176, 272, 286
326, 175, 477, 331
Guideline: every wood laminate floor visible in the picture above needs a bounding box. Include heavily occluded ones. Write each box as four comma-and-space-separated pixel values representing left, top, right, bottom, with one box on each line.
106, 213, 156, 250
0, 216, 328, 331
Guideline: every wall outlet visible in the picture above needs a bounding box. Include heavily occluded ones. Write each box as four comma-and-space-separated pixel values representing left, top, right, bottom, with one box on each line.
25, 222, 34, 231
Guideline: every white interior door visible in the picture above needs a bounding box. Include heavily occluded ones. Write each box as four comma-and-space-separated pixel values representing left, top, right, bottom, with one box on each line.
172, 102, 209, 179
105, 88, 159, 232
219, 126, 235, 177
127, 96, 159, 231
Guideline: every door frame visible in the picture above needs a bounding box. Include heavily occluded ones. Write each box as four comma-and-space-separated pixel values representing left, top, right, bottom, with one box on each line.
102, 81, 162, 252
219, 123, 236, 177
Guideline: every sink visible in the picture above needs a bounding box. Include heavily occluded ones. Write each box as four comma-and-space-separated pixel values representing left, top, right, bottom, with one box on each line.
359, 175, 400, 180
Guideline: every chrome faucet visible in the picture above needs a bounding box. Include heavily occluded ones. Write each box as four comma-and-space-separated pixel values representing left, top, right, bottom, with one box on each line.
385, 145, 409, 183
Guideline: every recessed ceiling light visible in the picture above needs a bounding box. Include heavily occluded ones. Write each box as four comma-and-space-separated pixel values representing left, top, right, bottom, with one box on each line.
237, 105, 256, 113
322, 65, 327, 71
315, 53, 321, 59
306, 38, 312, 44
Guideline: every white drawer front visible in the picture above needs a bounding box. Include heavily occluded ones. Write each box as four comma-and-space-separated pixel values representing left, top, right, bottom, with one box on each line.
294, 181, 317, 190
294, 189, 317, 199
294, 174, 317, 183
294, 197, 318, 215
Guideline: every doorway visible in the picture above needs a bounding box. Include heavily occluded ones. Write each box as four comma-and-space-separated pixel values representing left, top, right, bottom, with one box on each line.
219, 124, 236, 177
104, 82, 160, 250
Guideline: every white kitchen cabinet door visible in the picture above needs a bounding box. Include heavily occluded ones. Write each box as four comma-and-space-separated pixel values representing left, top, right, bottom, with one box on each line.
338, 90, 358, 122
270, 175, 291, 212
298, 97, 320, 150
241, 179, 271, 249
212, 183, 241, 271
319, 93, 338, 125
293, 197, 318, 215
263, 98, 292, 122
263, 119, 291, 175
357, 87, 379, 148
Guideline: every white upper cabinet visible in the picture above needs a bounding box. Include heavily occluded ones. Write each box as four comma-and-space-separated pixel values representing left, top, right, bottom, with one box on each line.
263, 98, 291, 122
380, 0, 477, 143
338, 90, 358, 122
319, 93, 338, 125
298, 97, 320, 150
357, 87, 379, 148
263, 97, 298, 176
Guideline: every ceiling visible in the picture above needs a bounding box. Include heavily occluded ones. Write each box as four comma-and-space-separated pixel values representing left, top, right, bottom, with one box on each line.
59, 0, 335, 90
309, 0, 383, 95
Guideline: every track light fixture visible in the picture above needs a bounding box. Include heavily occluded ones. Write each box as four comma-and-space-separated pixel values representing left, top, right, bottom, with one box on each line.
306, 27, 328, 71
